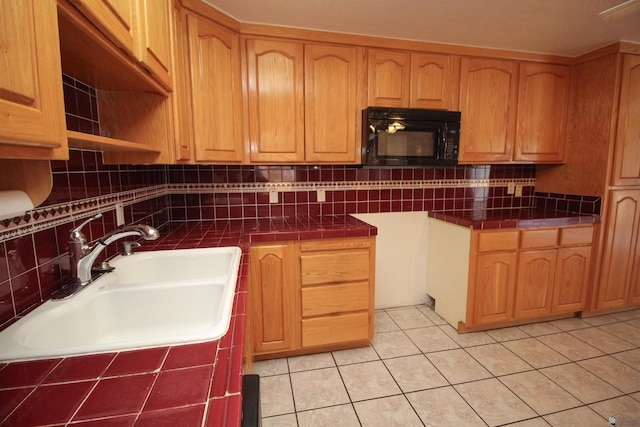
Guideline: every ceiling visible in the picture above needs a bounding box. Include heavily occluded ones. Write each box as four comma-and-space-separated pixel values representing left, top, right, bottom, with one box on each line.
202, 0, 640, 57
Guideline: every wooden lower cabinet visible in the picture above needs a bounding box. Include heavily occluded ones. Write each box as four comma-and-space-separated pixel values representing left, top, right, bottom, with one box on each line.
472, 252, 517, 325
250, 243, 297, 354
250, 237, 375, 358
466, 224, 593, 330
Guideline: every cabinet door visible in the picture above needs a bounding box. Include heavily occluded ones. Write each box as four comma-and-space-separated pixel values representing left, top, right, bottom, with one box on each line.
473, 252, 517, 325
250, 243, 297, 354
514, 63, 570, 163
552, 246, 591, 312
458, 58, 519, 163
186, 14, 243, 162
514, 249, 557, 319
70, 0, 136, 57
368, 49, 411, 107
596, 190, 640, 309
305, 44, 364, 163
0, 0, 67, 160
410, 53, 457, 110
612, 55, 640, 186
135, 0, 172, 90
247, 39, 305, 163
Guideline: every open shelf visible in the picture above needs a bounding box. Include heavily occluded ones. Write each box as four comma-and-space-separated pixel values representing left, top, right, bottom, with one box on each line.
66, 131, 161, 153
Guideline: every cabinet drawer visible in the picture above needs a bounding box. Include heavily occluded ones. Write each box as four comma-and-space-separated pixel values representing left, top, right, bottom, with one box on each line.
559, 226, 594, 246
477, 231, 518, 252
300, 250, 370, 285
301, 282, 369, 317
301, 312, 370, 347
520, 228, 558, 249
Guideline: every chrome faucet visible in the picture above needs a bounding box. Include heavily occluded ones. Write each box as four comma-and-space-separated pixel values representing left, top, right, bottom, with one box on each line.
68, 213, 159, 286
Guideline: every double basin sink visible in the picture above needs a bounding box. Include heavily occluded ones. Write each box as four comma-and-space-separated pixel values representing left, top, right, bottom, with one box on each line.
0, 246, 242, 361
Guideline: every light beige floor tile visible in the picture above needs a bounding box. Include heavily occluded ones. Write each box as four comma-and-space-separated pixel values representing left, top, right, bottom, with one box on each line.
374, 311, 400, 332
339, 360, 401, 402
628, 318, 640, 328
613, 348, 640, 369
569, 327, 636, 353
507, 418, 551, 426
503, 338, 570, 368
288, 353, 335, 373
404, 326, 459, 353
354, 395, 423, 427
500, 371, 581, 415
383, 354, 448, 392
455, 378, 537, 426
465, 343, 532, 376
416, 304, 448, 325
486, 326, 530, 342
582, 314, 619, 326
589, 396, 640, 425
599, 322, 640, 346
406, 387, 486, 426
296, 404, 360, 427
252, 358, 289, 377
536, 332, 604, 361
386, 306, 435, 329
262, 414, 298, 427
439, 325, 495, 347
579, 356, 640, 394
518, 322, 562, 337
549, 317, 592, 331
631, 392, 640, 403
290, 367, 350, 411
371, 330, 420, 359
332, 345, 379, 366
541, 363, 623, 404
609, 309, 640, 322
543, 406, 607, 427
261, 374, 295, 417
426, 349, 492, 384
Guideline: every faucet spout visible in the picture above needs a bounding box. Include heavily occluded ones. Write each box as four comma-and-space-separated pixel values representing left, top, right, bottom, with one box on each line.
69, 218, 159, 287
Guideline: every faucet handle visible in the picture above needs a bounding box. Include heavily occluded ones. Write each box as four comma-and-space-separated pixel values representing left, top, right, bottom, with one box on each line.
122, 241, 141, 256
69, 213, 102, 244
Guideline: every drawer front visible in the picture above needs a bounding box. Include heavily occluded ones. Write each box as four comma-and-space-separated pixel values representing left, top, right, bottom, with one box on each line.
520, 228, 558, 249
301, 281, 369, 317
477, 231, 518, 252
301, 312, 370, 347
300, 250, 370, 285
559, 226, 594, 246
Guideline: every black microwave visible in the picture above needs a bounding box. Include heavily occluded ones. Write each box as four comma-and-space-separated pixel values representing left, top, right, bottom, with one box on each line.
362, 107, 461, 167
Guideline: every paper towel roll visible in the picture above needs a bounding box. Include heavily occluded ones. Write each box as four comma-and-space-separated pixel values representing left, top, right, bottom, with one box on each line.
0, 190, 35, 221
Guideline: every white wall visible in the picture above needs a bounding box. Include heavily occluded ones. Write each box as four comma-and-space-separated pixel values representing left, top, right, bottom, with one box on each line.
353, 212, 430, 309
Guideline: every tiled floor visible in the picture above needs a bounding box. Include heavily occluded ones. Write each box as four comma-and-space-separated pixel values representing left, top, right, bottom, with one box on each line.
252, 305, 640, 427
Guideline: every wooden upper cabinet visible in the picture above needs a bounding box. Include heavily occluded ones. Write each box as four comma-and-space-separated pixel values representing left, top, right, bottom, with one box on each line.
458, 58, 519, 163
368, 49, 411, 107
514, 63, 570, 163
368, 49, 456, 110
0, 0, 67, 160
184, 12, 243, 163
612, 55, 640, 186
69, 0, 136, 57
305, 44, 364, 163
134, 0, 173, 90
410, 53, 457, 110
246, 39, 305, 163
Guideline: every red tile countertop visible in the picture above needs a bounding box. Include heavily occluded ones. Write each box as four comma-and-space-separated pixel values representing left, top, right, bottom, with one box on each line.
429, 208, 600, 230
0, 215, 376, 427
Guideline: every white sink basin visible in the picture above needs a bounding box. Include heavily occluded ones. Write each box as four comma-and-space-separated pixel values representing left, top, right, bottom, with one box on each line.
0, 246, 242, 361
